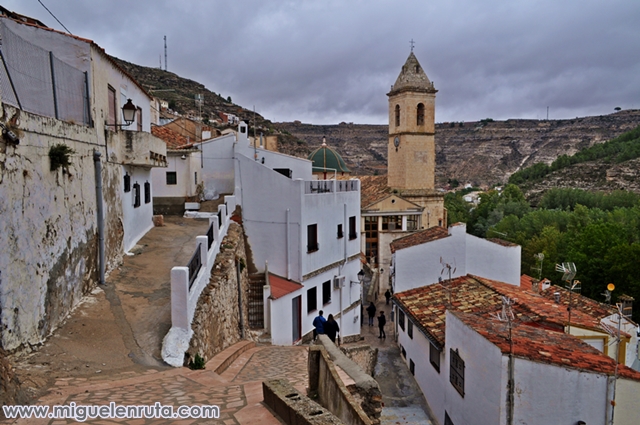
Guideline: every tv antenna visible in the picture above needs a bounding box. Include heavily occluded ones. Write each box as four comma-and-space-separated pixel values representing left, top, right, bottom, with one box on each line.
531, 253, 544, 280
439, 257, 456, 305
555, 262, 579, 333
195, 94, 204, 121
602, 283, 615, 304
164, 35, 167, 71
492, 296, 516, 424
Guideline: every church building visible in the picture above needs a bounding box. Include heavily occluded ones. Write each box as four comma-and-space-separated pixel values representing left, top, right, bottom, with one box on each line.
360, 51, 446, 281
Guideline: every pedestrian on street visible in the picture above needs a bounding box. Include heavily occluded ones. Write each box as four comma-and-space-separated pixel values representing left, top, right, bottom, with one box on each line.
312, 310, 326, 341
378, 311, 386, 339
325, 314, 340, 344
366, 302, 376, 326
384, 289, 391, 305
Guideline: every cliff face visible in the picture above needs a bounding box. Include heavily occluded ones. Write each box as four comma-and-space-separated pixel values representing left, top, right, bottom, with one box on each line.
277, 110, 640, 187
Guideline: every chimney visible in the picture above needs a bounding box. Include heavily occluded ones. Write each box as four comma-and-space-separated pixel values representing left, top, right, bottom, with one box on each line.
619, 294, 634, 319
554, 292, 561, 304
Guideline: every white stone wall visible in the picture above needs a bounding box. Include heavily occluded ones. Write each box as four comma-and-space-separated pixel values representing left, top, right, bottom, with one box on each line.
151, 152, 198, 198
201, 133, 236, 197
0, 108, 123, 351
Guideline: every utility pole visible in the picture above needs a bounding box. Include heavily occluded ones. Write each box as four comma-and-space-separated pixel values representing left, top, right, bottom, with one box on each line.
164, 35, 167, 71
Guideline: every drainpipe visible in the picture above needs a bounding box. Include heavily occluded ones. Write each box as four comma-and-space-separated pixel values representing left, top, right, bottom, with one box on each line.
237, 258, 245, 339
93, 149, 105, 285
286, 209, 291, 280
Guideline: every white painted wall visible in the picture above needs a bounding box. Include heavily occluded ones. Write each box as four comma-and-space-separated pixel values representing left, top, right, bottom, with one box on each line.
444, 312, 504, 425
200, 133, 236, 197
152, 152, 199, 198
121, 166, 154, 252
393, 223, 520, 293
615, 378, 640, 425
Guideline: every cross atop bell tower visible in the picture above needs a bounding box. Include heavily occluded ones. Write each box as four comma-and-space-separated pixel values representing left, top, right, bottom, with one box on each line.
387, 52, 437, 191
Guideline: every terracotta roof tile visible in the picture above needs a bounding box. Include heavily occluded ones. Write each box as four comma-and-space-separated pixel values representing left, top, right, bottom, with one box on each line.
390, 226, 449, 253
486, 238, 518, 247
269, 274, 303, 300
453, 311, 640, 381
151, 126, 189, 149
359, 175, 390, 208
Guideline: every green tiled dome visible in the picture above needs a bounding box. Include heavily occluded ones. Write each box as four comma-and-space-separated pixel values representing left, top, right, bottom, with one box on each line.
308, 138, 351, 173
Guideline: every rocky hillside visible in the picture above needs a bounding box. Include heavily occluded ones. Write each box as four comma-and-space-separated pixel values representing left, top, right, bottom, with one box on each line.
279, 110, 640, 187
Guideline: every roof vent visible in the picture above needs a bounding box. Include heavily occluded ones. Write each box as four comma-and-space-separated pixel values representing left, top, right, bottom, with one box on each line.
554, 292, 561, 303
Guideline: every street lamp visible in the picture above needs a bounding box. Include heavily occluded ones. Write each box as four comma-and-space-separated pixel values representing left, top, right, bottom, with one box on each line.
106, 99, 137, 128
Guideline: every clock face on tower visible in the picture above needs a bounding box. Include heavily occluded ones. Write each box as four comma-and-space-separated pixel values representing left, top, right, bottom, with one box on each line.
394, 136, 400, 150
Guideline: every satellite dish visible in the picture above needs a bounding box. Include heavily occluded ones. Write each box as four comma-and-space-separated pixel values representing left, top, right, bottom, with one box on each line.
607, 283, 615, 291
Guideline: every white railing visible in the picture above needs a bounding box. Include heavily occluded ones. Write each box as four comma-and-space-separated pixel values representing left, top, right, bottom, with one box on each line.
161, 195, 237, 367
304, 179, 359, 194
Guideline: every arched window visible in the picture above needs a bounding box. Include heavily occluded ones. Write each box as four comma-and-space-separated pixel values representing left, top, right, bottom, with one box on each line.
395, 105, 400, 127
417, 103, 425, 126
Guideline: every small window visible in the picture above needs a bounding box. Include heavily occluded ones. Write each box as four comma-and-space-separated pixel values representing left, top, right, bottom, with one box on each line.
395, 104, 400, 127
407, 320, 413, 339
382, 215, 402, 231
337, 224, 343, 239
398, 310, 405, 331
166, 171, 177, 185
144, 181, 151, 204
450, 348, 465, 397
307, 287, 317, 313
348, 216, 357, 240
400, 345, 406, 359
430, 343, 441, 373
307, 224, 318, 252
132, 182, 140, 208
417, 103, 425, 126
407, 215, 418, 231
409, 359, 415, 375
123, 173, 131, 193
322, 280, 331, 305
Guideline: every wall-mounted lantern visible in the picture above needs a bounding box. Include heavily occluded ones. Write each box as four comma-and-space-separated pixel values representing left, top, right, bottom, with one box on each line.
106, 99, 137, 128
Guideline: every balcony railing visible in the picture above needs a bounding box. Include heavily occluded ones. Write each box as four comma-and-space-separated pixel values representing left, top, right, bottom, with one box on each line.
304, 179, 359, 195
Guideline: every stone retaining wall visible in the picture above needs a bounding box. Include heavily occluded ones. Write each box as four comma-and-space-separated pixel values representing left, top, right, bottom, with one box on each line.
186, 221, 251, 365
341, 344, 378, 377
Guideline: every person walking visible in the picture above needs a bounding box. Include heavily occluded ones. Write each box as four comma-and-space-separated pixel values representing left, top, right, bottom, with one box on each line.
325, 314, 340, 344
366, 302, 376, 326
384, 289, 391, 305
377, 311, 386, 339
312, 310, 326, 341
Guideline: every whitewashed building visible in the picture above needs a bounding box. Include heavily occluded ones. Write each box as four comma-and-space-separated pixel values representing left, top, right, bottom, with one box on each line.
0, 16, 166, 350
390, 222, 521, 293
393, 275, 640, 425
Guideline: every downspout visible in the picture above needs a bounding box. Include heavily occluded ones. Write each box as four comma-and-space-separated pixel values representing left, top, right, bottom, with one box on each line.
286, 209, 291, 280
93, 149, 105, 285
507, 322, 514, 425
236, 258, 245, 339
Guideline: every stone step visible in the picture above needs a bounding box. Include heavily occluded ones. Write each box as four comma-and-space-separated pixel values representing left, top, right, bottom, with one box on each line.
205, 340, 256, 375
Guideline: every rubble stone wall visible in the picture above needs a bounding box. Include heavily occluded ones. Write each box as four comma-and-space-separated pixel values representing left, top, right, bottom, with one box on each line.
186, 222, 250, 364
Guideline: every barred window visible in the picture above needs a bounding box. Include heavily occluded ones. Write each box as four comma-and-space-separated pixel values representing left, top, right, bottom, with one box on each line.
450, 348, 465, 397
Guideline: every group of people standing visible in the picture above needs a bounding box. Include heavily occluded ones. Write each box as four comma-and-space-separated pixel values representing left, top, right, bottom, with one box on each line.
314, 288, 393, 343
312, 310, 340, 343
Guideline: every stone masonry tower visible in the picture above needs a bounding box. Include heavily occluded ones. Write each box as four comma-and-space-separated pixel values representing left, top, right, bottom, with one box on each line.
387, 52, 445, 228
387, 52, 437, 190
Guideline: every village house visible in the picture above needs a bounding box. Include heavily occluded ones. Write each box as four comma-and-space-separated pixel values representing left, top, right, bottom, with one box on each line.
0, 15, 166, 351
360, 52, 447, 293
390, 222, 521, 292
393, 275, 640, 425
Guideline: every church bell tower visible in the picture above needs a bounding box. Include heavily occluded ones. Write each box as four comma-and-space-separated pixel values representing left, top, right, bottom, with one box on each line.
387, 52, 437, 190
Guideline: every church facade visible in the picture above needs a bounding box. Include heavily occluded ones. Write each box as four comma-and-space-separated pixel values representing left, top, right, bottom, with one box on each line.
360, 52, 446, 284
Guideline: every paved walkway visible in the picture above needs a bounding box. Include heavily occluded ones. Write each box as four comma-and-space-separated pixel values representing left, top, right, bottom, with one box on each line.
11, 344, 308, 425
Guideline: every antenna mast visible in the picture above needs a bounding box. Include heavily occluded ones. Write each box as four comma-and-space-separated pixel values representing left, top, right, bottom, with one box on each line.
164, 35, 167, 71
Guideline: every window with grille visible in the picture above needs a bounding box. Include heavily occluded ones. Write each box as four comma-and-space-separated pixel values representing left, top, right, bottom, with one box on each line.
322, 280, 331, 305
408, 320, 413, 339
395, 105, 400, 127
406, 215, 418, 231
430, 343, 440, 373
132, 183, 140, 208
307, 287, 317, 313
166, 171, 177, 185
307, 224, 318, 252
348, 216, 357, 240
450, 348, 465, 397
398, 310, 405, 331
337, 224, 343, 239
144, 181, 151, 204
382, 215, 402, 231
123, 173, 131, 193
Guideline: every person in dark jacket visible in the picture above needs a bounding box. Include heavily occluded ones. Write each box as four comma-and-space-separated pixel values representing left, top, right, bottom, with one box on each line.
366, 302, 376, 326
384, 289, 391, 305
312, 310, 326, 341
377, 311, 386, 339
325, 314, 340, 344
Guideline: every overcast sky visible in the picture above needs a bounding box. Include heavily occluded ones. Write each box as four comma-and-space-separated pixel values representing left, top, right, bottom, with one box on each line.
4, 0, 640, 124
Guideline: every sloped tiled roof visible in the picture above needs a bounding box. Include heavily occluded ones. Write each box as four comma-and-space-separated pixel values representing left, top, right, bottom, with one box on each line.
151, 126, 191, 149
390, 226, 449, 253
359, 175, 390, 208
269, 274, 303, 300
486, 238, 518, 247
389, 52, 436, 95
453, 311, 640, 381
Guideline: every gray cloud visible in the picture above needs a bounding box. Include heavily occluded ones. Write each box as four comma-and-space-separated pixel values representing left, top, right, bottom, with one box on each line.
4, 0, 640, 124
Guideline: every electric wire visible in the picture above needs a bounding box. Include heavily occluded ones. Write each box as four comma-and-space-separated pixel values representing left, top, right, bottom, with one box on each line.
37, 0, 72, 35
